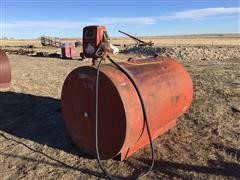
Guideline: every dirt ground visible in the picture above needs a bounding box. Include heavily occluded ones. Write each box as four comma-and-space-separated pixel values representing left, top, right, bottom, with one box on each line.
0, 40, 240, 179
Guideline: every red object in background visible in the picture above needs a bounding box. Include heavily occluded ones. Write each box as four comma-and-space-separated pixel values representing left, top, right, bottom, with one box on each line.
82, 25, 106, 58
0, 50, 11, 89
61, 57, 193, 161
61, 43, 76, 59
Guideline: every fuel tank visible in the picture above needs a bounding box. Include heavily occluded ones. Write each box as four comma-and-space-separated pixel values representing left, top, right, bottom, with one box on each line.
0, 50, 11, 89
61, 57, 193, 160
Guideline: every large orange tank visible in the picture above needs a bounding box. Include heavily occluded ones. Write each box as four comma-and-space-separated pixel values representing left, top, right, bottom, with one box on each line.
61, 57, 193, 160
0, 50, 11, 89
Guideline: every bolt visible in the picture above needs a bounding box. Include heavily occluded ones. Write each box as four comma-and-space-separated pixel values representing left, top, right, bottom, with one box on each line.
84, 112, 90, 118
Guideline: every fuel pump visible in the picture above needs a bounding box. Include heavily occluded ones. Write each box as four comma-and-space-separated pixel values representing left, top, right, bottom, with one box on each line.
82, 25, 119, 64
66, 25, 155, 179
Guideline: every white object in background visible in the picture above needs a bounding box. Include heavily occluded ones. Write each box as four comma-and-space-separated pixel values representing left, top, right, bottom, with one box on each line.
110, 44, 119, 55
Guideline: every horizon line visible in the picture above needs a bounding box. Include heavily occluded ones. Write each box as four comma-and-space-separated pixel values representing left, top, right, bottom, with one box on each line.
1, 33, 240, 40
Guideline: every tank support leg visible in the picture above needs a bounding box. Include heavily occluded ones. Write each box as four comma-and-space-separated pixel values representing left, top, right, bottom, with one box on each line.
119, 119, 176, 161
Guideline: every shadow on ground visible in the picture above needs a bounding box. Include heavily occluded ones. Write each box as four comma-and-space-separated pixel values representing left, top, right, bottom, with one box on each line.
0, 91, 91, 158
0, 92, 143, 179
130, 157, 240, 179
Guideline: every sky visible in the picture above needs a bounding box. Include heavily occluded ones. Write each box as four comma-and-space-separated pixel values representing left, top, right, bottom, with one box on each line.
0, 0, 240, 39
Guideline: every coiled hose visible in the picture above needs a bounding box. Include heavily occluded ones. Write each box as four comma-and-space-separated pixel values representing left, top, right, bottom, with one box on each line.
95, 56, 155, 179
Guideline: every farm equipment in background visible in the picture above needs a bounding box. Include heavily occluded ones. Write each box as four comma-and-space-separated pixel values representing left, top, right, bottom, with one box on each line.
0, 50, 11, 89
119, 30, 154, 47
2, 45, 35, 55
61, 25, 193, 179
61, 43, 76, 59
41, 36, 62, 47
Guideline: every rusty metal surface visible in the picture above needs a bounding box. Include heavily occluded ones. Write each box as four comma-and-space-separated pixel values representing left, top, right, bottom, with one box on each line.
61, 57, 193, 160
61, 66, 126, 159
0, 50, 11, 89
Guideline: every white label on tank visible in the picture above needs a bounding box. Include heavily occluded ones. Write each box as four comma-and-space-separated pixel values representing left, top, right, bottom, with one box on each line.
78, 73, 88, 79
78, 73, 94, 80
78, 73, 94, 91
82, 82, 94, 91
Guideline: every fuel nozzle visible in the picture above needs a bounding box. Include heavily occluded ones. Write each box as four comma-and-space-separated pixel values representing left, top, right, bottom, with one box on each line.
95, 31, 119, 59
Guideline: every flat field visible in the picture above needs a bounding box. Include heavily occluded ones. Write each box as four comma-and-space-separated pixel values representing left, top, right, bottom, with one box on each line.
0, 36, 239, 179
1, 35, 240, 47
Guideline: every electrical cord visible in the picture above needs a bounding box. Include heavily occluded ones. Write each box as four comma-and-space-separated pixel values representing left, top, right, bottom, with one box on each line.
95, 56, 155, 179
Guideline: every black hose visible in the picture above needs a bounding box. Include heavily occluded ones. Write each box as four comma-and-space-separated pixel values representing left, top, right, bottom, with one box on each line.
107, 56, 155, 178
95, 59, 115, 180
95, 57, 155, 179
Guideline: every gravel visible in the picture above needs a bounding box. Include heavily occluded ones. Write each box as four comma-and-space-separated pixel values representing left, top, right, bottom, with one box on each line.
121, 45, 240, 61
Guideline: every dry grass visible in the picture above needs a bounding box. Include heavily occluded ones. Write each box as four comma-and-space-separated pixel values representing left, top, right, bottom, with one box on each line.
0, 37, 239, 179
1, 35, 239, 47
112, 36, 240, 46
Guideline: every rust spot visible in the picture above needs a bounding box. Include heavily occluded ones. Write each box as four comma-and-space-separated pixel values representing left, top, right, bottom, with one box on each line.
176, 96, 180, 103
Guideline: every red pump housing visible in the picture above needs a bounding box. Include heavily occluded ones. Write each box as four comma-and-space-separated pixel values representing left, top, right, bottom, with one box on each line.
82, 25, 106, 58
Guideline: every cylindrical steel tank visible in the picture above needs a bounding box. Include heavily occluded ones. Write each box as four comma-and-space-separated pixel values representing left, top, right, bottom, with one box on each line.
0, 50, 11, 89
61, 57, 193, 160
